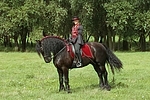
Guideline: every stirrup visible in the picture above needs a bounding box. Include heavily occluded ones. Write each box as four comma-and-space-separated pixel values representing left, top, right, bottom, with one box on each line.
76, 62, 82, 67
71, 60, 76, 68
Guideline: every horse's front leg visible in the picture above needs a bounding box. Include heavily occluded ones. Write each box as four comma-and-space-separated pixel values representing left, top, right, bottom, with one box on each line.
57, 69, 65, 92
62, 67, 71, 93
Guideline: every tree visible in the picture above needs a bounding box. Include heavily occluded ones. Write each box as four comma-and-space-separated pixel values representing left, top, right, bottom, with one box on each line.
132, 0, 150, 51
0, 2, 12, 47
0, 0, 67, 51
1, 0, 150, 51
104, 1, 134, 50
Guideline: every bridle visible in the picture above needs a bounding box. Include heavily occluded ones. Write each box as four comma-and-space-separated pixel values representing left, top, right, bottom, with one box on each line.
51, 46, 66, 59
41, 45, 66, 60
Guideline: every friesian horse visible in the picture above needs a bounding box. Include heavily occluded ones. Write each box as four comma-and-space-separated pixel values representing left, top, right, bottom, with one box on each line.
36, 36, 122, 93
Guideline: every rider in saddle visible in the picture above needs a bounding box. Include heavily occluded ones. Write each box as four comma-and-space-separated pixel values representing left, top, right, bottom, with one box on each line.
70, 16, 84, 67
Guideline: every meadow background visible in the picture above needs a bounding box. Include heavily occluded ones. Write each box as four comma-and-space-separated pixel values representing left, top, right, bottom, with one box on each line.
0, 52, 150, 100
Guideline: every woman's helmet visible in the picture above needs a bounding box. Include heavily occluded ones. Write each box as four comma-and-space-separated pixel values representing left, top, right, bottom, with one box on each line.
72, 16, 79, 21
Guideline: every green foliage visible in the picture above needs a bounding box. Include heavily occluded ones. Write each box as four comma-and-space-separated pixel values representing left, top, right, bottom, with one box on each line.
104, 1, 134, 34
104, 0, 150, 47
2, 0, 25, 8
134, 11, 150, 34
0, 0, 67, 38
0, 2, 10, 35
133, 0, 150, 12
0, 0, 150, 51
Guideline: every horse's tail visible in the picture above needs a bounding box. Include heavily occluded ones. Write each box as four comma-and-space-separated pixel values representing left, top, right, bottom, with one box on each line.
103, 44, 123, 74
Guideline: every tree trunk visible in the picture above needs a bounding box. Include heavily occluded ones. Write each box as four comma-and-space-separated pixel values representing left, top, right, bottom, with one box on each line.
107, 27, 113, 50
99, 36, 103, 43
148, 33, 150, 46
117, 35, 121, 51
123, 40, 129, 51
14, 33, 20, 51
139, 33, 146, 51
109, 36, 113, 50
112, 33, 116, 51
103, 35, 107, 45
86, 33, 92, 42
3, 35, 12, 47
20, 26, 28, 52
93, 34, 100, 42
21, 34, 27, 52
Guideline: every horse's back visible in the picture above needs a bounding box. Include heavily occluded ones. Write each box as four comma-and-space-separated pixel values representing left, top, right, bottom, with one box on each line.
87, 42, 106, 52
87, 42, 107, 63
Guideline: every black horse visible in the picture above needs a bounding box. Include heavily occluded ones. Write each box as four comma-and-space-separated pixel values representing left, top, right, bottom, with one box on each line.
36, 36, 122, 93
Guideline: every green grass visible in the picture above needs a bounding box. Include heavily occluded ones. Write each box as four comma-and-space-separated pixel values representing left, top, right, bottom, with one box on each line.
0, 52, 150, 100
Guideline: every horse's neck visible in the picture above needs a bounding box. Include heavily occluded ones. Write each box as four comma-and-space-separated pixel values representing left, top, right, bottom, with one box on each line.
52, 41, 66, 55
53, 45, 66, 58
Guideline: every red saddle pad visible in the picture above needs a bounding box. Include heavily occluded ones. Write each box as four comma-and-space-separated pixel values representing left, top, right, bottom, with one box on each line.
67, 43, 94, 58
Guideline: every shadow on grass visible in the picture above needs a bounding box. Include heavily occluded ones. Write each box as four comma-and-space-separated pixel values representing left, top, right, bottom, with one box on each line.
70, 81, 129, 93
110, 81, 129, 89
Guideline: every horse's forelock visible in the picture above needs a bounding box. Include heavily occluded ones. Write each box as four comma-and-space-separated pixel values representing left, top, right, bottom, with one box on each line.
36, 40, 42, 58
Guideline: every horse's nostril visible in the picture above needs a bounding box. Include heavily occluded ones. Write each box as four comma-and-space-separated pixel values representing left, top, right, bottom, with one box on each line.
44, 56, 52, 63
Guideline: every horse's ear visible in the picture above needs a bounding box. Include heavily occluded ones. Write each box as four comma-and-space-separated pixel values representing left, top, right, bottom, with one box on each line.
36, 40, 43, 48
36, 40, 41, 45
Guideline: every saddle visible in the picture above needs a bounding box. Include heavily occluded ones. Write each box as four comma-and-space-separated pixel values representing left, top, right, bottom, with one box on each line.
67, 43, 93, 59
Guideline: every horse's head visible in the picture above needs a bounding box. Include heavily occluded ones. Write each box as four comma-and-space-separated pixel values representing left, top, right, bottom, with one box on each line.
36, 40, 52, 63
36, 36, 67, 63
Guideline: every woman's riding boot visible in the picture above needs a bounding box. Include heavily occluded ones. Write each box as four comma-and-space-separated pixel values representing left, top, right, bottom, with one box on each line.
76, 53, 82, 67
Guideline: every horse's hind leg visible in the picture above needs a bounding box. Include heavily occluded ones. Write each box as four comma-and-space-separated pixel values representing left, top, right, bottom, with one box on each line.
57, 69, 65, 91
93, 64, 104, 88
100, 66, 111, 91
93, 64, 111, 91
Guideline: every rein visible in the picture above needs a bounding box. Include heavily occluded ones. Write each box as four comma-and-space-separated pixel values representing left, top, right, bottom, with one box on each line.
52, 46, 66, 59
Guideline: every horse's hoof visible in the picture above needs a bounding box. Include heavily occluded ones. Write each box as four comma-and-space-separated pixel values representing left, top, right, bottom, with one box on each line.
104, 85, 111, 91
59, 87, 65, 92
100, 84, 105, 89
67, 90, 72, 93
100, 85, 111, 91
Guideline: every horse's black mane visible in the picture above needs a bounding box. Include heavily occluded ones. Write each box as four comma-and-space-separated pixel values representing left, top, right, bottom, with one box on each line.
40, 35, 67, 55
41, 35, 67, 43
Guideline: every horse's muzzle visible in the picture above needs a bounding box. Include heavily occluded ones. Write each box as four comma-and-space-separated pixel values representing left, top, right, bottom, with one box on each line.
44, 56, 52, 63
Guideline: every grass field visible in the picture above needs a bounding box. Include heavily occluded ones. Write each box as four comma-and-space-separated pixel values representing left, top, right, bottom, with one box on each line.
0, 52, 150, 100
